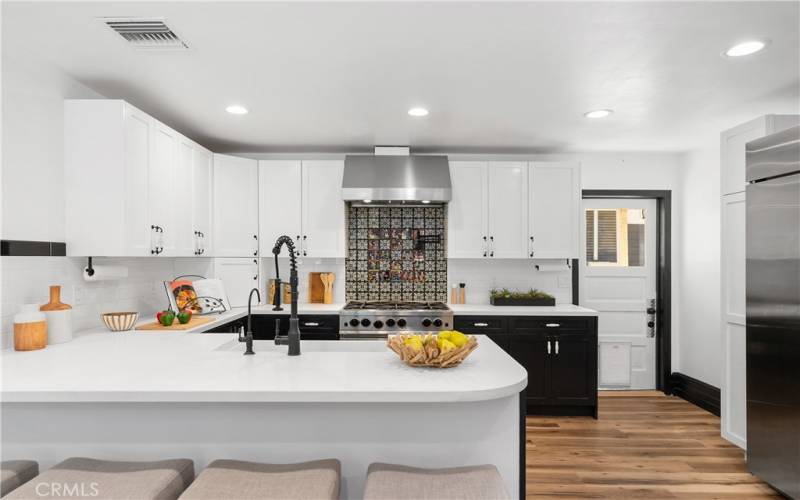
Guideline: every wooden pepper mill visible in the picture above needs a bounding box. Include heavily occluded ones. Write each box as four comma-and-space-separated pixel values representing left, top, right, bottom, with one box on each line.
40, 285, 73, 344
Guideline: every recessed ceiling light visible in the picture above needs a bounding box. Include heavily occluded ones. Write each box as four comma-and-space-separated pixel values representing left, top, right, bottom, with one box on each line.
225, 105, 248, 115
724, 39, 769, 58
408, 107, 429, 117
363, 199, 372, 204
584, 109, 613, 119
421, 200, 431, 204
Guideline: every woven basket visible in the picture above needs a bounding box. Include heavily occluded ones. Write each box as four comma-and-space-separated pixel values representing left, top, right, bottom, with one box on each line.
387, 334, 478, 368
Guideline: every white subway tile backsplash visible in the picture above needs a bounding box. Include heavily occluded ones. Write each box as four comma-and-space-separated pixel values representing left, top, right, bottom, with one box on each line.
447, 259, 574, 305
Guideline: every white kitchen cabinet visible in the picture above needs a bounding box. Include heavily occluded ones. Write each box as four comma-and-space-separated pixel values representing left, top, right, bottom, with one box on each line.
258, 160, 302, 255
65, 100, 155, 256
214, 258, 259, 308
301, 161, 345, 258
528, 161, 581, 259
177, 137, 213, 257
213, 154, 259, 257
721, 115, 800, 196
721, 191, 747, 449
150, 120, 178, 255
488, 162, 528, 258
192, 146, 213, 256
448, 161, 489, 258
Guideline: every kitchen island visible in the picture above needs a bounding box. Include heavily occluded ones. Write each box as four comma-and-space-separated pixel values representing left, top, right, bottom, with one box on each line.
1, 332, 527, 499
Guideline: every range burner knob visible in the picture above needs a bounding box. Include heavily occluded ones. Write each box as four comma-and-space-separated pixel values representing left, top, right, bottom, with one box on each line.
349, 319, 360, 327
433, 319, 443, 327
385, 318, 396, 327
374, 320, 384, 329
361, 318, 371, 327
421, 318, 432, 327
397, 318, 407, 328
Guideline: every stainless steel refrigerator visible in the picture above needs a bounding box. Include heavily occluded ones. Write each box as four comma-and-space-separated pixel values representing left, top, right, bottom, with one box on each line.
746, 125, 800, 499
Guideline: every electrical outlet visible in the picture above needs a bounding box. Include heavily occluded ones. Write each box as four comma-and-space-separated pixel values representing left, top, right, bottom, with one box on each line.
558, 275, 571, 288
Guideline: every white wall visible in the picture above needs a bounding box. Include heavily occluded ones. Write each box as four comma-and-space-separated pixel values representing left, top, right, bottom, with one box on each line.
448, 259, 572, 305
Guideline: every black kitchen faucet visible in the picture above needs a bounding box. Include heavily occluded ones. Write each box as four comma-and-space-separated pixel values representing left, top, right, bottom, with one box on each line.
271, 235, 301, 356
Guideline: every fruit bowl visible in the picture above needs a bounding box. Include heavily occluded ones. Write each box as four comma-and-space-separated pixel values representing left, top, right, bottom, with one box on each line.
387, 331, 478, 368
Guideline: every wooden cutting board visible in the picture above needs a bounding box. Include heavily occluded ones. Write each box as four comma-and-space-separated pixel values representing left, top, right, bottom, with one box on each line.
136, 315, 214, 331
308, 272, 325, 303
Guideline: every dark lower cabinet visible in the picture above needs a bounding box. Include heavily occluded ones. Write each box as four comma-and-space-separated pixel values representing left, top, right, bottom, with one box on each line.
458, 314, 598, 418
206, 315, 339, 340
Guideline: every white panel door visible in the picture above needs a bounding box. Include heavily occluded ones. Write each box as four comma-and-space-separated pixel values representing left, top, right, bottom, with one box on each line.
301, 160, 345, 258
213, 154, 259, 257
721, 191, 747, 448
215, 258, 259, 308
487, 162, 528, 258
448, 162, 489, 258
529, 162, 580, 259
123, 104, 152, 256
149, 120, 178, 255
259, 160, 302, 256
175, 137, 195, 256
192, 147, 213, 256
580, 198, 657, 389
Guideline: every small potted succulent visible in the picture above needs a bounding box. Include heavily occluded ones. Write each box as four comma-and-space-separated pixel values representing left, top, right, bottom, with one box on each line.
489, 288, 555, 306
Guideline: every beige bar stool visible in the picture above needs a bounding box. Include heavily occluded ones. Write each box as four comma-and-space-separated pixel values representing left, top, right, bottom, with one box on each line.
4, 457, 194, 500
1, 460, 39, 497
363, 463, 510, 500
178, 459, 340, 500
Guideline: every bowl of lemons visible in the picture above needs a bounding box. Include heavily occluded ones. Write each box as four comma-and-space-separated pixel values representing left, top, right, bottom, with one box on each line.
387, 331, 478, 368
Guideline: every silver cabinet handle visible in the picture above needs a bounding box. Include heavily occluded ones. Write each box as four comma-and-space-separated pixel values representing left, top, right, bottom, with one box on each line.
547, 340, 551, 355
303, 322, 320, 327
545, 323, 560, 328
473, 322, 489, 327
555, 340, 559, 355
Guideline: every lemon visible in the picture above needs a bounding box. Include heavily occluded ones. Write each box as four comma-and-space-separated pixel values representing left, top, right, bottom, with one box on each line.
448, 330, 469, 348
438, 338, 456, 353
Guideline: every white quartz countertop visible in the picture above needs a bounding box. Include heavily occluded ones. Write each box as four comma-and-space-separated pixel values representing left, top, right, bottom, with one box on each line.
1, 333, 527, 404
449, 303, 598, 316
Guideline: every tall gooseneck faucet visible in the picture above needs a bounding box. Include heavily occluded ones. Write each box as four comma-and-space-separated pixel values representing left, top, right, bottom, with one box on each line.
272, 235, 301, 356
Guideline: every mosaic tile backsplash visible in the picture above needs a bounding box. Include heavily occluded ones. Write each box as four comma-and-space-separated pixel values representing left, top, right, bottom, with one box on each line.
345, 205, 447, 301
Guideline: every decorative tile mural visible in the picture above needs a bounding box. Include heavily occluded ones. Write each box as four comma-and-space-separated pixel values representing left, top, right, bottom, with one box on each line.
345, 205, 447, 301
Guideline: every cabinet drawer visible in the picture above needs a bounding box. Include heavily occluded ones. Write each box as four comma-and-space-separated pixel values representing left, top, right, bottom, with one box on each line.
454, 316, 508, 334
298, 315, 340, 332
511, 317, 590, 332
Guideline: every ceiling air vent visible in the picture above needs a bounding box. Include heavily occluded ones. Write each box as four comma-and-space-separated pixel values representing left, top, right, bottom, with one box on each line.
101, 18, 188, 50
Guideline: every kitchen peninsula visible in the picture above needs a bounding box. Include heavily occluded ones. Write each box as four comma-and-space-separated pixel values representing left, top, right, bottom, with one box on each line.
1, 332, 527, 499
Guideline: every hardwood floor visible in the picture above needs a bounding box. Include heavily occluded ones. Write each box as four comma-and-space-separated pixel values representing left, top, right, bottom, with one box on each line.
525, 391, 780, 499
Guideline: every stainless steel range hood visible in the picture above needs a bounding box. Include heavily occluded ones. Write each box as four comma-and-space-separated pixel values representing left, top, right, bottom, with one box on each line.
342, 154, 451, 203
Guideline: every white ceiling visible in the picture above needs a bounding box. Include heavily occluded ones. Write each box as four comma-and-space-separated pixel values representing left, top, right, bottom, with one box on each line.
3, 1, 799, 153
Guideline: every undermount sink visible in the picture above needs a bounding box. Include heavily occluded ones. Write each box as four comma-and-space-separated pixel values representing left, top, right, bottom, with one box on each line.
214, 339, 387, 353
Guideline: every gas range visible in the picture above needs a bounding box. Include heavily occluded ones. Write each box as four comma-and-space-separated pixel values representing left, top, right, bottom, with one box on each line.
339, 301, 453, 339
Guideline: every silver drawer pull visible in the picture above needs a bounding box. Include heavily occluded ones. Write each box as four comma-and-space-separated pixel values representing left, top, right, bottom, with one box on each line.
473, 322, 489, 327
545, 323, 561, 328
547, 340, 551, 354
303, 322, 320, 327
555, 340, 560, 354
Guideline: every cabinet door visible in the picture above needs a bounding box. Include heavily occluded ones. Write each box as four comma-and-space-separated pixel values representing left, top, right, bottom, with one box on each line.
213, 154, 259, 257
175, 137, 196, 256
259, 160, 302, 255
550, 332, 596, 405
193, 146, 213, 256
301, 160, 345, 258
150, 120, 178, 255
448, 162, 489, 258
123, 104, 153, 256
508, 333, 551, 404
214, 258, 259, 308
529, 162, 580, 259
721, 118, 767, 196
487, 162, 528, 258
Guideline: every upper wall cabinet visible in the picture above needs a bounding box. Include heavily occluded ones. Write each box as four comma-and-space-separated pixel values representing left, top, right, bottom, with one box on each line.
721, 115, 800, 196
529, 162, 581, 259
448, 161, 580, 259
259, 160, 345, 258
213, 154, 259, 258
65, 99, 215, 257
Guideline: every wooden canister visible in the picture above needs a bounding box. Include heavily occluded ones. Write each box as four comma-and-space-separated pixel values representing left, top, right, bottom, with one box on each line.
14, 304, 47, 351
